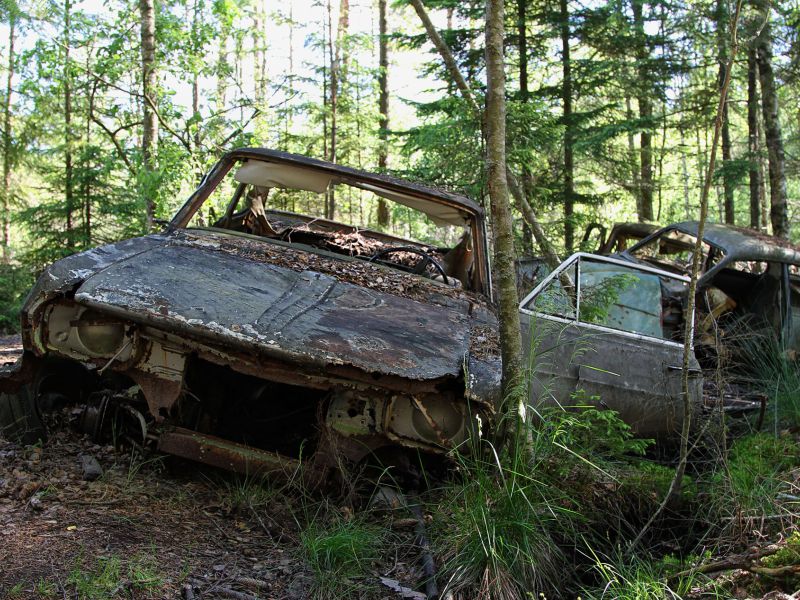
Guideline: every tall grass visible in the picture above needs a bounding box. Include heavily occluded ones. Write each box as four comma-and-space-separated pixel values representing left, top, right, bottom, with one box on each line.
728, 329, 800, 428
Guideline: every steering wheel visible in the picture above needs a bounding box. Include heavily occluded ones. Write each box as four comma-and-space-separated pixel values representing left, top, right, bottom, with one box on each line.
368, 246, 449, 285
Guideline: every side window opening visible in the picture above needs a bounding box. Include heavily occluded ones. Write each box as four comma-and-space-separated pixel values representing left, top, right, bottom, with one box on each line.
524, 255, 686, 342
524, 262, 577, 320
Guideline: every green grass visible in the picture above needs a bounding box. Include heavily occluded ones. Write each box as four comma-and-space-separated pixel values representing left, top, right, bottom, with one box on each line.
300, 507, 386, 598
709, 432, 800, 514
733, 331, 800, 428
66, 553, 163, 599
580, 552, 724, 600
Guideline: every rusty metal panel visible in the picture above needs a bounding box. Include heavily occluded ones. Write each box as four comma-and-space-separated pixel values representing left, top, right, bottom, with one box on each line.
158, 427, 297, 476
73, 241, 472, 381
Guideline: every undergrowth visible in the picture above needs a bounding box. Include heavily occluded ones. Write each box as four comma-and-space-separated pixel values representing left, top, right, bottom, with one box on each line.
66, 552, 163, 599
300, 505, 388, 598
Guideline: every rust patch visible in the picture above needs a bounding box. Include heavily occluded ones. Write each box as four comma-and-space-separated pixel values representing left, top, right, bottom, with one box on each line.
175, 230, 486, 311
158, 427, 301, 476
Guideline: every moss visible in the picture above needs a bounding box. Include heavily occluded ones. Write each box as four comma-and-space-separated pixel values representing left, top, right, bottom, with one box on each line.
762, 531, 800, 568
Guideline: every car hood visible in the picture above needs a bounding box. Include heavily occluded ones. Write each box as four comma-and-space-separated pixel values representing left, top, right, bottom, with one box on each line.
67, 231, 479, 382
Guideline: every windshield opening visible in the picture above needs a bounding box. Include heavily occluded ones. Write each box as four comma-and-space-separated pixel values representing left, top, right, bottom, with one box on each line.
182, 158, 478, 290
630, 228, 723, 274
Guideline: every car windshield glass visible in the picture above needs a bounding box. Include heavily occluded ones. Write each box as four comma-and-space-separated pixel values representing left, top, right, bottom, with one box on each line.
630, 228, 721, 273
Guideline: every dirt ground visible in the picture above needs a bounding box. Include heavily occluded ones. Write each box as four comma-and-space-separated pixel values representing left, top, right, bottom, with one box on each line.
0, 429, 306, 599
0, 338, 418, 600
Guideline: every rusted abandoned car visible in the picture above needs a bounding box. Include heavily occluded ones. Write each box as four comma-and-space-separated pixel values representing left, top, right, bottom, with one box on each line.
584, 221, 659, 255
521, 221, 797, 438
0, 148, 500, 480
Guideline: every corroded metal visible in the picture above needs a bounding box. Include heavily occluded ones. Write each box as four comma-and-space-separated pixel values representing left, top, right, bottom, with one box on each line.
2, 148, 503, 476
158, 427, 299, 476
73, 239, 473, 382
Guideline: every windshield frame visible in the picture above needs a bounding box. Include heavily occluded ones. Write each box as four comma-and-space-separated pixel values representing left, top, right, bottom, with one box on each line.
169, 149, 492, 298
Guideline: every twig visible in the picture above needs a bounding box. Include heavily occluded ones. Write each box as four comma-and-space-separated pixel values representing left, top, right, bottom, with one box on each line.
215, 587, 263, 600
669, 543, 781, 580
408, 494, 438, 600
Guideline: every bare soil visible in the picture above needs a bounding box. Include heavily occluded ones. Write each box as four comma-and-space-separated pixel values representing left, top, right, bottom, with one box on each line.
0, 428, 312, 599
0, 339, 419, 600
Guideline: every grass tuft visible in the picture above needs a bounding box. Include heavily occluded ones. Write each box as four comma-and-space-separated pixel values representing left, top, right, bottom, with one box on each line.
300, 505, 387, 598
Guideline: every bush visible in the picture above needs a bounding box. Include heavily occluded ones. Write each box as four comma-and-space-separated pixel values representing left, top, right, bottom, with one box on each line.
0, 263, 32, 333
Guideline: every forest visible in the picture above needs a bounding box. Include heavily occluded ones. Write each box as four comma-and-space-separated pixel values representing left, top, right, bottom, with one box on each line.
0, 0, 798, 323
1, 0, 800, 598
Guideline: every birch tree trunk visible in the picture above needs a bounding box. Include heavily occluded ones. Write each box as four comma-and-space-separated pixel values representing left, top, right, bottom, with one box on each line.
140, 0, 158, 229
486, 0, 525, 444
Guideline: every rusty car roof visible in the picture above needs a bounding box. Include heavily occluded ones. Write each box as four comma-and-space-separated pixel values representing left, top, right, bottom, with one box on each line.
226, 148, 485, 218
632, 221, 800, 266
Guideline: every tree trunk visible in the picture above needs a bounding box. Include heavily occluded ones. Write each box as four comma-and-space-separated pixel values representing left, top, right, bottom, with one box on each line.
753, 0, 789, 238
216, 22, 228, 114
517, 0, 532, 256
518, 0, 528, 103
747, 46, 763, 230
631, 0, 653, 222
252, 0, 266, 110
64, 0, 74, 247
717, 0, 735, 224
409, 0, 560, 270
326, 0, 338, 220
140, 0, 157, 229
285, 2, 294, 148
84, 55, 92, 247
409, 0, 478, 111
560, 0, 574, 253
630, 0, 742, 551
376, 0, 390, 226
486, 0, 525, 445
1, 15, 14, 262
191, 0, 201, 153
625, 96, 642, 214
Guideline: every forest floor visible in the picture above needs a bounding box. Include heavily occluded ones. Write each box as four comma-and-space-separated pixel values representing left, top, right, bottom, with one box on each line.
1, 336, 799, 599
0, 337, 421, 600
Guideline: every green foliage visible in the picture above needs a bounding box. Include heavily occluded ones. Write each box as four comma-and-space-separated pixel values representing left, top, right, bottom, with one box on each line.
761, 531, 800, 568
581, 552, 723, 600
709, 433, 800, 513
621, 459, 696, 501
432, 442, 571, 600
736, 332, 800, 427
555, 395, 653, 459
578, 273, 638, 326
66, 553, 163, 599
300, 508, 385, 598
0, 263, 31, 332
